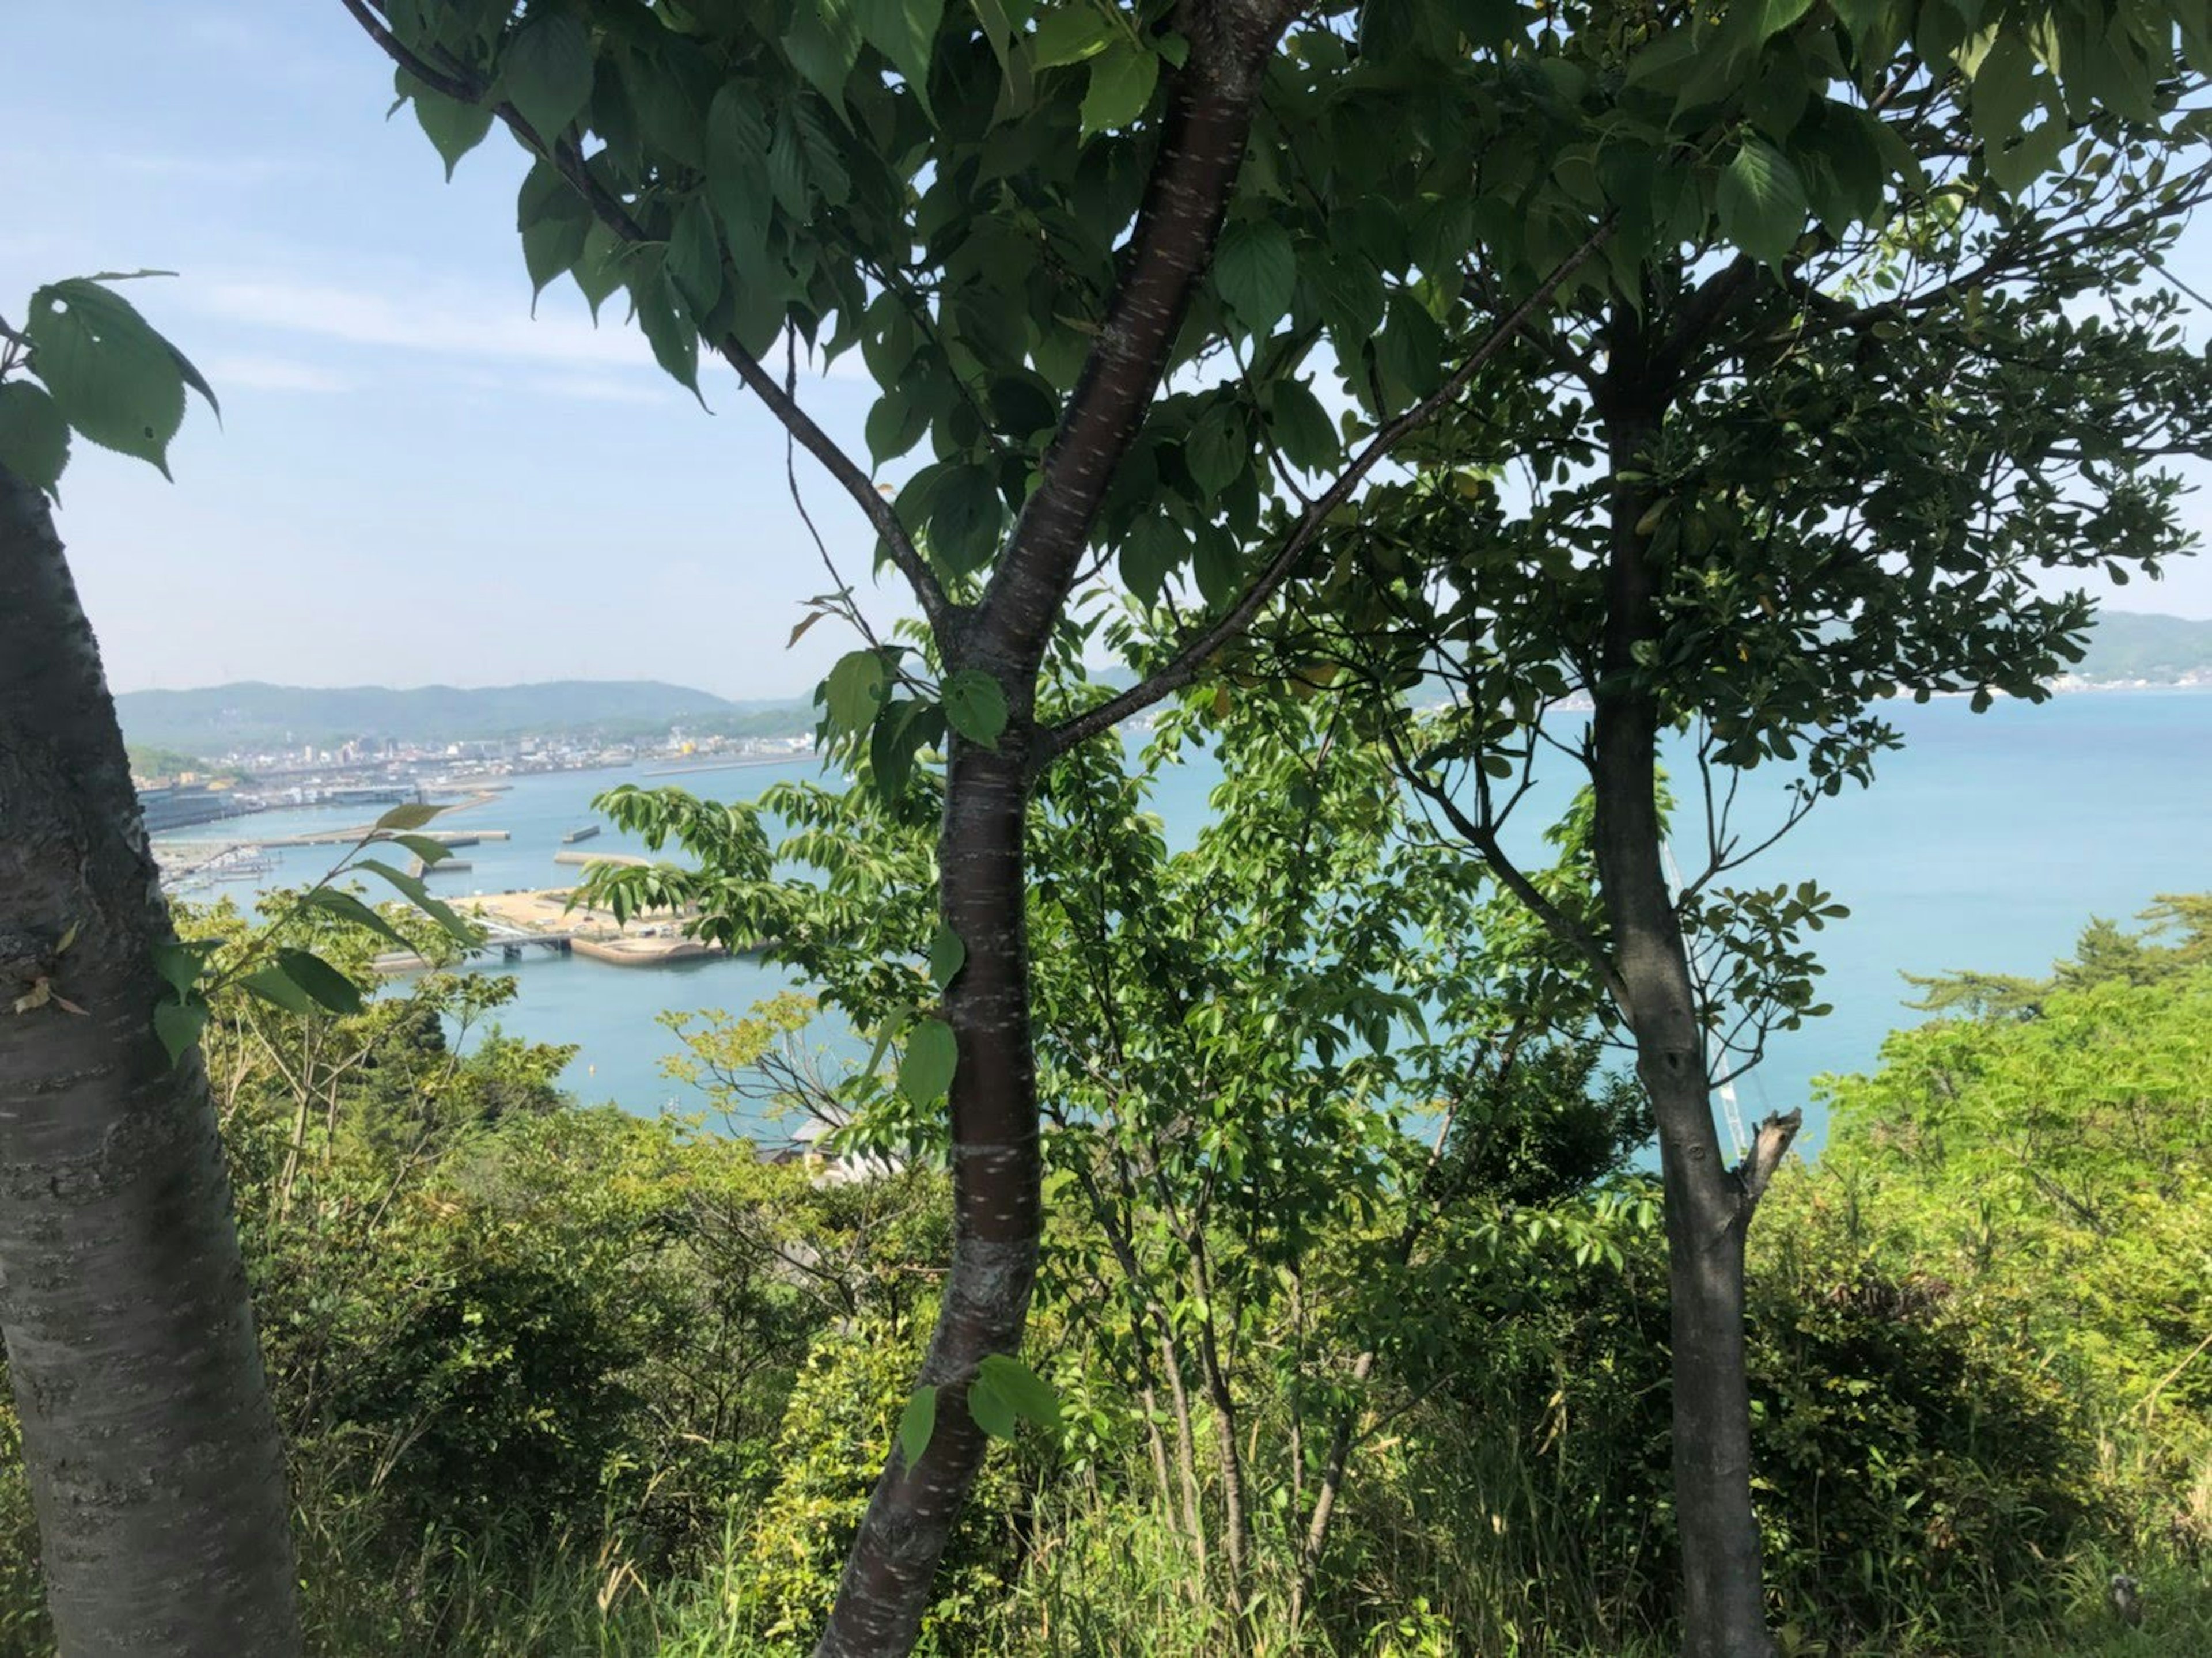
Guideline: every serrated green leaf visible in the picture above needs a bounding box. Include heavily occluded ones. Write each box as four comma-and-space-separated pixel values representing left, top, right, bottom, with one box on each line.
634, 269, 706, 407
1213, 220, 1295, 335
1267, 379, 1339, 475
0, 380, 70, 495
977, 1353, 1060, 1430
374, 801, 446, 832
501, 12, 594, 141
150, 939, 211, 999
825, 649, 889, 734
897, 1384, 939, 1469
785, 0, 865, 108
299, 888, 416, 955
1715, 136, 1808, 268
1030, 6, 1114, 67
518, 162, 593, 305
1119, 514, 1186, 606
351, 859, 476, 942
967, 1369, 1017, 1440
384, 833, 453, 866
1186, 403, 1245, 495
928, 923, 967, 991
405, 74, 495, 180
1081, 43, 1158, 136
899, 1015, 957, 1104
941, 668, 1009, 749
665, 195, 725, 317
929, 465, 1005, 574
276, 948, 365, 1016
154, 997, 208, 1068
857, 0, 944, 112
240, 965, 317, 1016
26, 280, 188, 477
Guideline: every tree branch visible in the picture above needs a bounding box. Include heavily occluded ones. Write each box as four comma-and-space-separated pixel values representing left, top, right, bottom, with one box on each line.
1040, 216, 1616, 760
334, 0, 952, 637
1734, 1107, 1802, 1214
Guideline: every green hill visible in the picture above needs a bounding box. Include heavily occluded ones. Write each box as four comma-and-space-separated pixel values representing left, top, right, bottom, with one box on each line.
2075, 609, 2212, 683
115, 680, 810, 753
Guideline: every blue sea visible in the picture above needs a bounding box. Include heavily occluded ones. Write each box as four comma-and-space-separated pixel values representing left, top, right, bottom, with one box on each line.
158, 692, 2211, 1151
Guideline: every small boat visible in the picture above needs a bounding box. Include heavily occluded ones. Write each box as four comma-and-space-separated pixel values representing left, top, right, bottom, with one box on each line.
560, 825, 602, 845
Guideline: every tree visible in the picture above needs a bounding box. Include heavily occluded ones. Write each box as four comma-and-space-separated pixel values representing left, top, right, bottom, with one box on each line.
1259, 25, 2212, 1653
0, 282, 302, 1655
338, 2, 2203, 1648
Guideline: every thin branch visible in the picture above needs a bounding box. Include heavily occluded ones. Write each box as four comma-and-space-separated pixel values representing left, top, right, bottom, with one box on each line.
334, 0, 952, 637
1736, 1107, 1804, 1214
1041, 216, 1618, 760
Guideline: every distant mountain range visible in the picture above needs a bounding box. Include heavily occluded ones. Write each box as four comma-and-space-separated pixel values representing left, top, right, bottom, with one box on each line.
2073, 610, 2212, 684
114, 680, 812, 754
110, 609, 2212, 757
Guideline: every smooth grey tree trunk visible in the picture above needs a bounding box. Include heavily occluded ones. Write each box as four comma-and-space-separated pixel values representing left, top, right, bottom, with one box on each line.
0, 462, 301, 1655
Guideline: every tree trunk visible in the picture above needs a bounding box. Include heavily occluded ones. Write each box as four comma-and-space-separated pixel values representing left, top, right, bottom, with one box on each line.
0, 464, 301, 1655
812, 737, 1042, 1658
1589, 409, 1774, 1658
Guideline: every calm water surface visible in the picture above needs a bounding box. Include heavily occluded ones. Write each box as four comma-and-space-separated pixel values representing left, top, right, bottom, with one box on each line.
161, 693, 2212, 1149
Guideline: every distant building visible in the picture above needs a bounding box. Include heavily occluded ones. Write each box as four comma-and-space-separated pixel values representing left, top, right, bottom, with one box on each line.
137, 783, 251, 833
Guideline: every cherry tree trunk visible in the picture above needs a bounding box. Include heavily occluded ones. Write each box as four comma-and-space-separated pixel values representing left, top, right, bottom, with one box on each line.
0, 463, 300, 1656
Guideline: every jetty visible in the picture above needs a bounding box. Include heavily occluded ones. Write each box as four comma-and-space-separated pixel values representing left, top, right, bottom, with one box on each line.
560, 824, 602, 844
369, 885, 732, 975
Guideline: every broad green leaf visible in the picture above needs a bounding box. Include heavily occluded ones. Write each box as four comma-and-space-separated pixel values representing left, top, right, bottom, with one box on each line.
25, 280, 188, 476
1266, 379, 1339, 475
276, 948, 365, 1016
0, 380, 70, 495
150, 939, 211, 999
1968, 31, 2039, 149
1715, 136, 1808, 268
500, 13, 594, 141
706, 85, 774, 256
634, 270, 706, 407
899, 1015, 957, 1103
1119, 514, 1186, 606
928, 923, 967, 991
374, 801, 446, 832
1030, 6, 1115, 67
967, 1368, 1017, 1440
1214, 220, 1295, 335
1081, 44, 1158, 136
240, 965, 317, 1016
856, 0, 944, 111
1743, 0, 1817, 41
351, 859, 476, 941
384, 833, 454, 866
574, 221, 628, 320
825, 649, 889, 733
941, 667, 1009, 748
518, 162, 593, 305
897, 1383, 938, 1469
785, 0, 865, 108
154, 997, 208, 1068
665, 195, 725, 316
929, 465, 1005, 574
1186, 403, 1245, 495
406, 75, 495, 179
299, 887, 417, 955
977, 1353, 1060, 1430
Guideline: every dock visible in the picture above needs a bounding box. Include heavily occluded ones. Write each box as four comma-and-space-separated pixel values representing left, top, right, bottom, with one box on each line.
369, 886, 731, 974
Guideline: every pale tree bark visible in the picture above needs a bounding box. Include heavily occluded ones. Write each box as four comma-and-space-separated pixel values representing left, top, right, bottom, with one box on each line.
0, 462, 301, 1656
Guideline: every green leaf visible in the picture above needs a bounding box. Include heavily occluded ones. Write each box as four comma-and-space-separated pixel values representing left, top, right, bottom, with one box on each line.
928, 923, 967, 991
0, 380, 70, 496
1266, 380, 1339, 475
240, 965, 317, 1016
1186, 403, 1245, 495
967, 1369, 1017, 1440
1030, 6, 1114, 67
897, 1384, 939, 1469
299, 887, 416, 955
857, 0, 944, 111
1715, 136, 1808, 268
154, 997, 208, 1068
1081, 44, 1158, 136
977, 1353, 1060, 1430
25, 279, 188, 476
706, 85, 773, 256
374, 801, 446, 832
825, 649, 889, 733
1744, 0, 1816, 40
785, 0, 865, 108
150, 939, 212, 999
384, 833, 454, 866
1213, 220, 1295, 335
276, 948, 365, 1016
406, 75, 495, 179
665, 195, 725, 316
1968, 31, 2039, 149
518, 162, 593, 306
899, 1015, 957, 1103
351, 859, 476, 942
929, 465, 1005, 574
500, 12, 594, 141
1119, 514, 1186, 606
941, 668, 1009, 749
634, 270, 706, 407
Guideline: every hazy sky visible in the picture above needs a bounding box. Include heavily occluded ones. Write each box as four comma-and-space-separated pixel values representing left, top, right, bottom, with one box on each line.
6, 5, 2210, 699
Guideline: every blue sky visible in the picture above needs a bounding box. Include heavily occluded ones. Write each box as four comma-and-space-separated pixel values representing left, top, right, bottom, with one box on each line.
6, 4, 2209, 699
